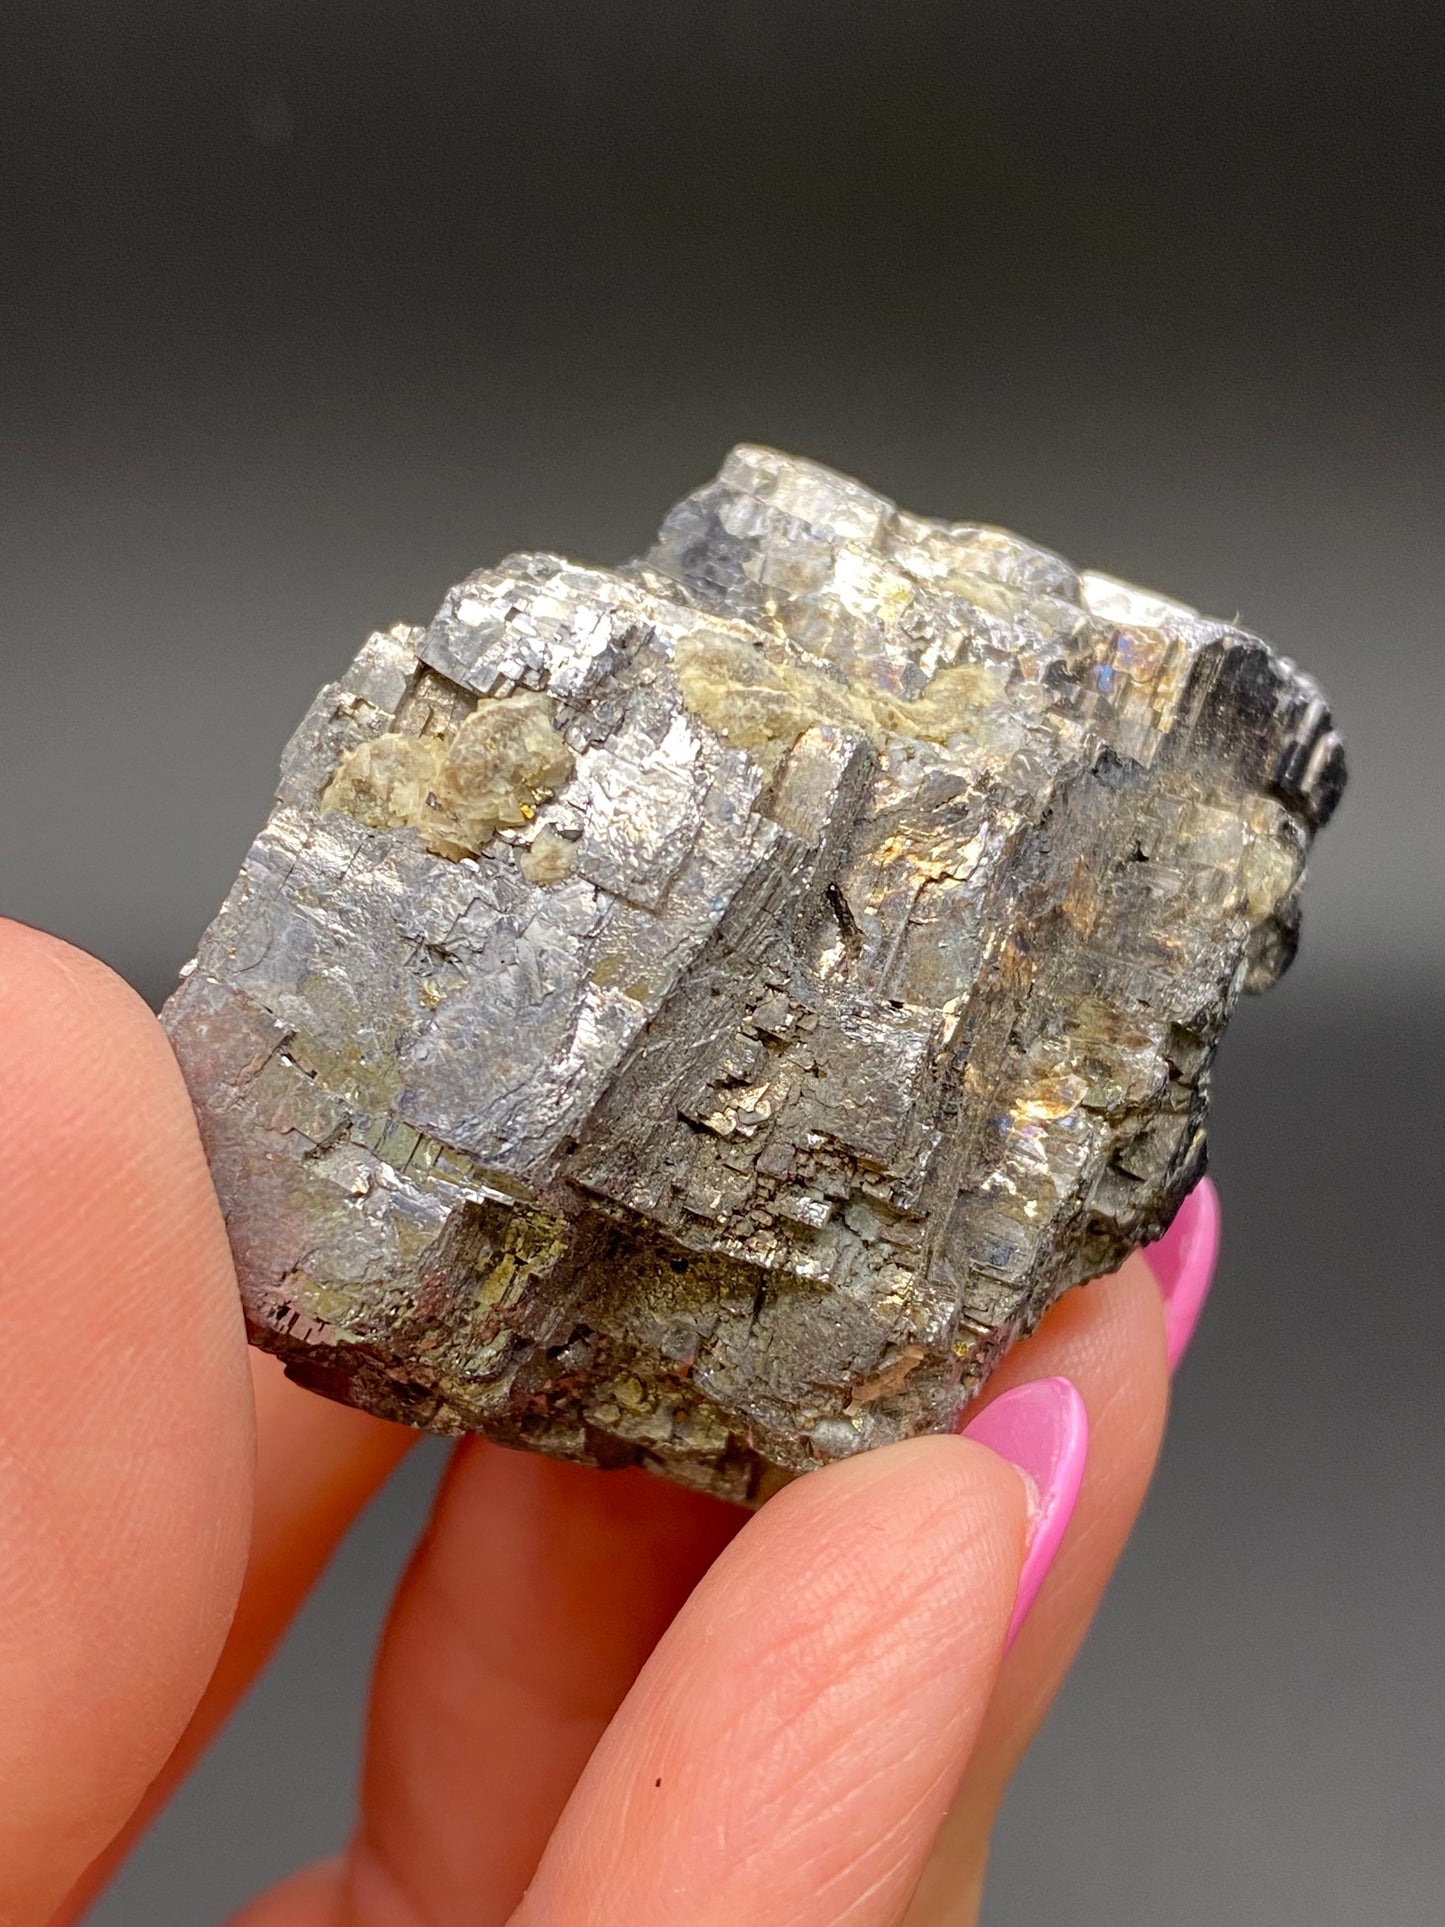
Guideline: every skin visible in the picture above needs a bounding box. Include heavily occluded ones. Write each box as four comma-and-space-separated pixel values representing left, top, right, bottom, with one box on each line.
0, 918, 1170, 1927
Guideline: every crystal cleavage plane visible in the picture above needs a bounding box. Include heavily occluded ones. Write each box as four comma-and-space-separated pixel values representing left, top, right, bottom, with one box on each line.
163, 448, 1345, 1503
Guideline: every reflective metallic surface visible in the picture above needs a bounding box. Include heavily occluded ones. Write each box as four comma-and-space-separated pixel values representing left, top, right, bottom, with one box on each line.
163, 449, 1343, 1499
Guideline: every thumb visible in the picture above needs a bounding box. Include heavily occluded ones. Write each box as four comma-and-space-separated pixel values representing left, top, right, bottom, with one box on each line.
510, 1381, 1086, 1927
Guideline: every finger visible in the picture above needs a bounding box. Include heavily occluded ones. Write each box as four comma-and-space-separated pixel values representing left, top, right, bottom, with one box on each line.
904, 1245, 1180, 1924
510, 1433, 1034, 1927
234, 1222, 1187, 1927
0, 922, 254, 1924
58, 1351, 414, 1924
180, 1354, 415, 1785
227, 1856, 346, 1927
338, 1444, 741, 1927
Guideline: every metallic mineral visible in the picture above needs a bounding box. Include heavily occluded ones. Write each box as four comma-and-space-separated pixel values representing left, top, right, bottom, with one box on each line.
163, 448, 1345, 1502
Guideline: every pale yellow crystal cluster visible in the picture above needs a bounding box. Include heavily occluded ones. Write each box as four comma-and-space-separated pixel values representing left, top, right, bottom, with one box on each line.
321, 688, 574, 859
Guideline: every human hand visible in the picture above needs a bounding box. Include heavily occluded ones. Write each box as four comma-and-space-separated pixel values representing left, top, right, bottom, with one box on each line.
1, 919, 1218, 1927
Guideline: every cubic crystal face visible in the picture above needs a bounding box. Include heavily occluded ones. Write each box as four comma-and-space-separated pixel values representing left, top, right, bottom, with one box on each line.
163, 447, 1345, 1503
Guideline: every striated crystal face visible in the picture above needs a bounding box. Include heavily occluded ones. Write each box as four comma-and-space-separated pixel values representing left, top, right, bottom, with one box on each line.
164, 447, 1345, 1502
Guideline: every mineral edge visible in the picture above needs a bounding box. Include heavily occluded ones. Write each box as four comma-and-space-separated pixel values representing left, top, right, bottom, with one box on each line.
163, 447, 1345, 1503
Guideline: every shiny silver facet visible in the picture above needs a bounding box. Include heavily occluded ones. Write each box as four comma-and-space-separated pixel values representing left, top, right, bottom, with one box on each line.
164, 447, 1344, 1502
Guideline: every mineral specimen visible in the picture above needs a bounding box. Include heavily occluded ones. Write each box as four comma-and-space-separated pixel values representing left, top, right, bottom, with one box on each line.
163, 447, 1345, 1503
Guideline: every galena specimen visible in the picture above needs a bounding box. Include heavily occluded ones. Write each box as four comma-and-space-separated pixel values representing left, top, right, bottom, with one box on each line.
163, 448, 1345, 1503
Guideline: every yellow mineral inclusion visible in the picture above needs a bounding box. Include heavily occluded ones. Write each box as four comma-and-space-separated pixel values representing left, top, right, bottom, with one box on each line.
517, 824, 580, 885
321, 731, 447, 837
1241, 803, 1304, 921
671, 627, 1014, 774
323, 689, 574, 859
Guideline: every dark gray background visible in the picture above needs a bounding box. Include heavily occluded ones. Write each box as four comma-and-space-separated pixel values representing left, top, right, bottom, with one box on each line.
2, 3, 1441, 1921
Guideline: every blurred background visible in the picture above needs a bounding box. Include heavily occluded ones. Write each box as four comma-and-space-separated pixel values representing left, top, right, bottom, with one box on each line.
3, 3, 1442, 1921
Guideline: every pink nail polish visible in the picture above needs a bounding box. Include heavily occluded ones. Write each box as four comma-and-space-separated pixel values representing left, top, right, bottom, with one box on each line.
1142, 1176, 1221, 1373
961, 1376, 1088, 1649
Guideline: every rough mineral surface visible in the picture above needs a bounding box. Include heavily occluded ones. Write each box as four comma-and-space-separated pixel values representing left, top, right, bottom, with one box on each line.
163, 448, 1345, 1503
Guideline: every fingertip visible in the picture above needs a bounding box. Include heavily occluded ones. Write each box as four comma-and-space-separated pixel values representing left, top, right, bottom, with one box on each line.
904, 1266, 1174, 1921
517, 1433, 1031, 1927
960, 1376, 1089, 1647
0, 920, 177, 1100
723, 1432, 1031, 1671
1142, 1176, 1221, 1372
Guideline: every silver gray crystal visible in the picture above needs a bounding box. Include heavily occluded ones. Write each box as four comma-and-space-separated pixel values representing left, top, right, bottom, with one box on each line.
163, 447, 1345, 1502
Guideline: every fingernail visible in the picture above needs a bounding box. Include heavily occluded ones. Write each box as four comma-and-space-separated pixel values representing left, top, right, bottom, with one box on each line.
1142, 1176, 1221, 1374
961, 1376, 1088, 1649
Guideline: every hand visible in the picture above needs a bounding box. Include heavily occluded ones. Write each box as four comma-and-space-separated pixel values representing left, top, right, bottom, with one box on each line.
1, 919, 1218, 1927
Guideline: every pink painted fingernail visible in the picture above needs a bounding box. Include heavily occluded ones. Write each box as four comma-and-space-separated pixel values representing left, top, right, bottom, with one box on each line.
961, 1376, 1088, 1649
1142, 1176, 1221, 1374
